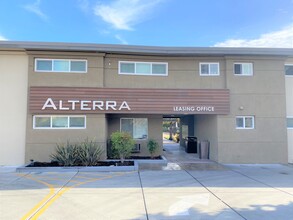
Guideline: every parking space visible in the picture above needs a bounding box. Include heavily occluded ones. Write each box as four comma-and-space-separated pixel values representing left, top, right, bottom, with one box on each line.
0, 164, 293, 220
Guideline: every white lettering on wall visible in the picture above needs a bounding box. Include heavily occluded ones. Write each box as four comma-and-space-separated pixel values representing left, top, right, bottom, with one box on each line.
41, 98, 131, 111
81, 101, 91, 110
173, 106, 215, 112
68, 100, 79, 110
106, 101, 117, 110
42, 98, 57, 110
59, 100, 69, 110
93, 101, 104, 110
119, 101, 131, 110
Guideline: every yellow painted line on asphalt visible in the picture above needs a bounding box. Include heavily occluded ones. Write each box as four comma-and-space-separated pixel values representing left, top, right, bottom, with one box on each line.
19, 171, 135, 219
19, 174, 55, 220
30, 172, 129, 219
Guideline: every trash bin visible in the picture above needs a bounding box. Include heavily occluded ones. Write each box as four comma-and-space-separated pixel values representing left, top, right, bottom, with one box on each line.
199, 140, 209, 159
185, 136, 198, 153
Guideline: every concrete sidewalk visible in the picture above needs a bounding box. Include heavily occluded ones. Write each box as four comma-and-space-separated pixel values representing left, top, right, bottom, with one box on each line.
1, 164, 293, 219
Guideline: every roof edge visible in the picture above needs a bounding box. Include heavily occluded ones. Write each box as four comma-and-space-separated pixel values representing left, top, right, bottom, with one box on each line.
0, 41, 292, 56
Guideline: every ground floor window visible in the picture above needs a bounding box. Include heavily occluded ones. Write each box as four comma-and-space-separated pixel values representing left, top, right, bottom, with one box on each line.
236, 116, 254, 129
120, 118, 148, 139
288, 117, 293, 129
33, 115, 86, 129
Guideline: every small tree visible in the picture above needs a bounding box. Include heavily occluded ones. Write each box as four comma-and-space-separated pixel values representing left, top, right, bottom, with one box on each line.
147, 139, 159, 159
110, 131, 135, 164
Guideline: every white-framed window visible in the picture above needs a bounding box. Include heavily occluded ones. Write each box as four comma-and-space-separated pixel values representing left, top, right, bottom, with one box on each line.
285, 64, 293, 76
287, 117, 293, 129
199, 63, 220, 76
236, 116, 255, 129
33, 115, 86, 129
120, 118, 148, 139
35, 59, 87, 73
119, 61, 168, 76
234, 63, 253, 76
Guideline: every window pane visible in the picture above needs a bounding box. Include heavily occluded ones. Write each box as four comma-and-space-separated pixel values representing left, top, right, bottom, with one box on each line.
71, 61, 86, 72
201, 64, 209, 74
52, 117, 68, 128
285, 65, 293, 76
245, 117, 253, 128
120, 63, 135, 73
69, 117, 85, 128
242, 63, 253, 75
53, 60, 70, 72
136, 63, 151, 74
209, 64, 219, 75
133, 118, 148, 139
121, 119, 133, 136
152, 64, 166, 74
36, 60, 52, 71
287, 118, 293, 128
234, 64, 241, 74
35, 117, 50, 127
236, 117, 244, 128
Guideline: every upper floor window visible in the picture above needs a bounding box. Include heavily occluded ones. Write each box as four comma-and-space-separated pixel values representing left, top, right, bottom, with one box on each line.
33, 115, 86, 129
234, 63, 253, 76
199, 63, 220, 76
285, 64, 293, 76
236, 116, 254, 129
119, 61, 168, 76
35, 59, 87, 73
288, 117, 293, 129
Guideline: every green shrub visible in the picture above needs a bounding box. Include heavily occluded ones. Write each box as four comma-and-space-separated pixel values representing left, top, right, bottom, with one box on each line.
51, 138, 103, 166
110, 131, 135, 163
51, 141, 79, 166
78, 138, 103, 166
147, 139, 159, 158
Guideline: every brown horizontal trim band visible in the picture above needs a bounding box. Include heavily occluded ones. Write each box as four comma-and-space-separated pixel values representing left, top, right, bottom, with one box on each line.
29, 87, 230, 115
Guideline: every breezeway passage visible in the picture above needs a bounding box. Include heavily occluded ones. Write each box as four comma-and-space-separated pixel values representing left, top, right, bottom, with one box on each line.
1, 164, 293, 220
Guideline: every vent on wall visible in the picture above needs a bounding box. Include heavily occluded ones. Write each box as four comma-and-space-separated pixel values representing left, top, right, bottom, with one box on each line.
132, 144, 141, 153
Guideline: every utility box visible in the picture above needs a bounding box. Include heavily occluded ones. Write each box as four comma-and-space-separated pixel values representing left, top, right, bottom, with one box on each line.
199, 140, 210, 159
185, 136, 198, 153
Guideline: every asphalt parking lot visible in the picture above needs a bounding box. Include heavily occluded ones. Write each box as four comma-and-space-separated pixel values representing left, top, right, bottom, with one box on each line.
1, 164, 293, 220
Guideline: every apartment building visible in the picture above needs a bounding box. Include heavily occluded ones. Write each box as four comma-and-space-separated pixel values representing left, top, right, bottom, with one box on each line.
0, 41, 292, 165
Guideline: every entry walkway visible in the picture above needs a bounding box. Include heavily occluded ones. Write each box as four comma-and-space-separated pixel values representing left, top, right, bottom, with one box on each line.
163, 139, 225, 170
139, 139, 225, 170
163, 139, 201, 163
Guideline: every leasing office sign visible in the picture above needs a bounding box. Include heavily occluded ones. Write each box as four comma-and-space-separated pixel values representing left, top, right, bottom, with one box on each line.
29, 87, 230, 114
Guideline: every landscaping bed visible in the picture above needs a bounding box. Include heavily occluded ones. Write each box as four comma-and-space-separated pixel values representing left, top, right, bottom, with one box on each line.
108, 156, 163, 160
26, 160, 134, 167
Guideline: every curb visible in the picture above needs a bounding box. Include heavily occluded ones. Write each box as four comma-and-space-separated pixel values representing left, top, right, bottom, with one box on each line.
16, 161, 139, 173
16, 157, 168, 173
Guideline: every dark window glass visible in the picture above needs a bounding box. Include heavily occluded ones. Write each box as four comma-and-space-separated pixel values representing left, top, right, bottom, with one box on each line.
234, 64, 241, 74
285, 65, 293, 76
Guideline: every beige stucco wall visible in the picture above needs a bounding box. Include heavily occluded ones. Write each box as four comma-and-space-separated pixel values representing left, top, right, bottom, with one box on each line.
194, 115, 218, 161
23, 51, 291, 164
107, 114, 163, 156
0, 52, 28, 165
104, 55, 226, 89
217, 57, 287, 163
27, 52, 105, 87
25, 114, 107, 163
286, 70, 293, 163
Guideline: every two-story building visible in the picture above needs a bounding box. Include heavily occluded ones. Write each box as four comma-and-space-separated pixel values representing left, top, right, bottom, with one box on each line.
0, 41, 292, 165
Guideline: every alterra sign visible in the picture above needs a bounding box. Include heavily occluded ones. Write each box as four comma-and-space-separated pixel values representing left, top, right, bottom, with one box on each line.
42, 98, 131, 111
29, 87, 230, 115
